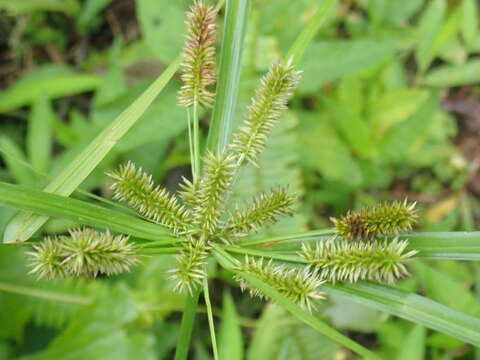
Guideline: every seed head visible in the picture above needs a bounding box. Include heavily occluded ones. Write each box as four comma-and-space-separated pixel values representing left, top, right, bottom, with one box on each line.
331, 200, 418, 241
178, 0, 217, 108
300, 239, 417, 284
235, 256, 325, 312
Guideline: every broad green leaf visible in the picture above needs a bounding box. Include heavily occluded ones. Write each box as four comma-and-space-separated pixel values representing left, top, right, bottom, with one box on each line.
370, 89, 429, 138
76, 0, 113, 32
0, 182, 171, 241
298, 39, 397, 92
235, 271, 380, 359
207, 0, 250, 153
3, 57, 181, 243
136, 0, 187, 63
93, 40, 127, 107
423, 60, 480, 86
325, 282, 480, 346
297, 113, 362, 187
286, 0, 338, 65
27, 97, 54, 174
0, 66, 100, 112
396, 325, 425, 360
384, 0, 423, 26
380, 92, 438, 162
218, 291, 243, 360
461, 0, 479, 48
413, 262, 480, 316
247, 304, 285, 360
416, 0, 462, 73
0, 137, 36, 187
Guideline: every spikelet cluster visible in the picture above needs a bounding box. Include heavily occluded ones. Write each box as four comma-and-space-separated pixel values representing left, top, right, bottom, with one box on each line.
193, 151, 236, 235
231, 60, 302, 166
235, 257, 325, 312
178, 0, 217, 108
226, 187, 295, 239
170, 237, 209, 294
107, 161, 189, 234
331, 200, 418, 241
29, 228, 139, 279
300, 239, 417, 284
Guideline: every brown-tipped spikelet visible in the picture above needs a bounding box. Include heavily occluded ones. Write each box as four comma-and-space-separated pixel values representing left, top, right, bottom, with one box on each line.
231, 59, 302, 166
331, 200, 418, 241
300, 239, 417, 284
178, 0, 217, 108
235, 257, 325, 312
107, 161, 190, 234
29, 228, 139, 279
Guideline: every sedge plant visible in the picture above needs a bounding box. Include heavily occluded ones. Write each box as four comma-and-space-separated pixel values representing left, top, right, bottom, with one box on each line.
1, 0, 480, 358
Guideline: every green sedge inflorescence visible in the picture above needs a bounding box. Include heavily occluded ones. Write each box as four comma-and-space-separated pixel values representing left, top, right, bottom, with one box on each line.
29, 0, 422, 313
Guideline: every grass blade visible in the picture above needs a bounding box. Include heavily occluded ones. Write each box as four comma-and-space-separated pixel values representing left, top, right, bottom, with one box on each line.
403, 232, 480, 260
4, 56, 181, 243
0, 182, 171, 241
27, 97, 54, 174
206, 0, 250, 153
174, 290, 201, 360
325, 282, 480, 346
235, 270, 380, 359
286, 0, 338, 65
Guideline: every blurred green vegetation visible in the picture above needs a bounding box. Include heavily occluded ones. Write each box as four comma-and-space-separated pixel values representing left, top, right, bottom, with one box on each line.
0, 0, 479, 358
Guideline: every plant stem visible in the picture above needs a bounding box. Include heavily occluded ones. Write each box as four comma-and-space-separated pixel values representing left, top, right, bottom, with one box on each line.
238, 228, 335, 246
187, 107, 195, 179
192, 99, 201, 180
174, 290, 201, 360
137, 247, 181, 255
203, 278, 219, 360
225, 246, 305, 263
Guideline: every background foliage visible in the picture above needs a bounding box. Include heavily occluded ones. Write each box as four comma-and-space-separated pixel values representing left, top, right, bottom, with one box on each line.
0, 0, 479, 358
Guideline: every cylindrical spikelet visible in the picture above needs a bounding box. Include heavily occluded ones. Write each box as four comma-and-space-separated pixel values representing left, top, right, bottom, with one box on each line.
170, 237, 209, 294
107, 161, 190, 234
331, 200, 418, 241
235, 256, 325, 312
225, 187, 296, 239
193, 151, 236, 235
300, 239, 418, 284
231, 59, 302, 166
29, 228, 139, 279
178, 0, 217, 108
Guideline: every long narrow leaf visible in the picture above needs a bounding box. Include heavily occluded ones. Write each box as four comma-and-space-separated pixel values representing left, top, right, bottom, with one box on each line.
4, 56, 181, 243
325, 282, 480, 346
206, 0, 249, 153
0, 182, 171, 241
286, 0, 338, 65
403, 232, 480, 260
235, 270, 380, 359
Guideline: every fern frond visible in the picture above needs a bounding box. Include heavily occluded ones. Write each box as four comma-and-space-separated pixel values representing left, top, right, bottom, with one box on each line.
29, 228, 139, 279
178, 0, 217, 108
231, 60, 301, 166
107, 161, 189, 233
194, 151, 236, 235
226, 187, 296, 239
235, 256, 325, 312
331, 200, 418, 241
170, 237, 209, 294
300, 239, 417, 284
